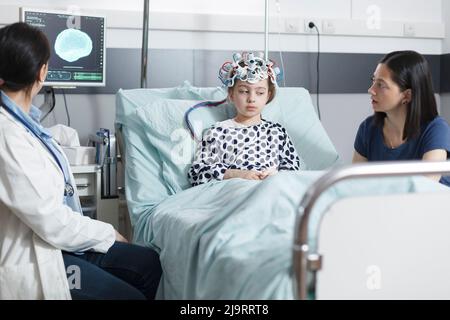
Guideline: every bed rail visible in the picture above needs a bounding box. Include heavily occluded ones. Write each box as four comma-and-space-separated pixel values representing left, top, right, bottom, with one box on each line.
293, 160, 450, 300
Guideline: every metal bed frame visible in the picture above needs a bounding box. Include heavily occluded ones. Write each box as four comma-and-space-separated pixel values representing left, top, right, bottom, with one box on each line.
293, 160, 450, 300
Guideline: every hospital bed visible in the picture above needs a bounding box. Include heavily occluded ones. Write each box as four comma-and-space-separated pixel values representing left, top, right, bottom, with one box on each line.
115, 83, 450, 299
295, 161, 450, 300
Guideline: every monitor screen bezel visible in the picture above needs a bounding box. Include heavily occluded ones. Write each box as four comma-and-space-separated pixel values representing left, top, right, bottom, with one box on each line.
20, 7, 107, 88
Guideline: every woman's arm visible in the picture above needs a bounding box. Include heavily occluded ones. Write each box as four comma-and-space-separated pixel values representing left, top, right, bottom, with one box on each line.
422, 149, 448, 182
419, 118, 450, 182
352, 150, 368, 163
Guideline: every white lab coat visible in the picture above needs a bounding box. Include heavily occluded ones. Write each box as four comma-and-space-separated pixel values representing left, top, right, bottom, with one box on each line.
0, 108, 116, 299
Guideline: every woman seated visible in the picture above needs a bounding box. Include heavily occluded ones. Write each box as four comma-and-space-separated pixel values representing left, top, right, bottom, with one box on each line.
353, 50, 450, 186
0, 22, 161, 299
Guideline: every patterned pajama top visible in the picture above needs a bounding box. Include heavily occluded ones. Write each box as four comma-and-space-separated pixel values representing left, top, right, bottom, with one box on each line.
188, 119, 305, 186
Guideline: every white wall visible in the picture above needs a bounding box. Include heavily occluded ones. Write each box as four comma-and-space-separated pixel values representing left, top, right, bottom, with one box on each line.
35, 94, 116, 146
2, 0, 440, 19
1, 0, 447, 164
0, 0, 444, 54
0, 0, 144, 11
442, 0, 450, 53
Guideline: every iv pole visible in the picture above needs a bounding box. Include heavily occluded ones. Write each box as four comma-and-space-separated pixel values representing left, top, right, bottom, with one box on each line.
141, 0, 150, 88
264, 0, 269, 59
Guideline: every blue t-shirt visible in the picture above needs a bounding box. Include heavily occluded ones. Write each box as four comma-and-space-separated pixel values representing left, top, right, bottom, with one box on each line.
354, 115, 450, 187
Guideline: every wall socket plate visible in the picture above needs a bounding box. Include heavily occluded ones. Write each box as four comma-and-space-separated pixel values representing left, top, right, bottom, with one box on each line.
285, 18, 300, 33
322, 20, 336, 34
304, 19, 320, 33
403, 23, 415, 37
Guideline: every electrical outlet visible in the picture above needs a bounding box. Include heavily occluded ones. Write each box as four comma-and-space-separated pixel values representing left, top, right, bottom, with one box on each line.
322, 20, 335, 34
285, 18, 300, 33
304, 19, 320, 33
404, 23, 415, 37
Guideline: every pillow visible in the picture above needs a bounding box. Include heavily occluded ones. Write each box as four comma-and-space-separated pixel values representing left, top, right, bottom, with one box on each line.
264, 87, 340, 170
115, 82, 223, 222
132, 84, 339, 194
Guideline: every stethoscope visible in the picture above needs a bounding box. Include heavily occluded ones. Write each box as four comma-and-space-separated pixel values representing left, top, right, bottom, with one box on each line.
0, 102, 74, 197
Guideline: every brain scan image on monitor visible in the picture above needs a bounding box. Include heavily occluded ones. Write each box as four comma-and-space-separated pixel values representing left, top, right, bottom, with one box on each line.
21, 8, 106, 87
55, 28, 93, 63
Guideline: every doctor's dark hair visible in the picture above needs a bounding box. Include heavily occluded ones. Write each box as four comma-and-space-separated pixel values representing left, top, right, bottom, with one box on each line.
0, 22, 50, 92
374, 50, 438, 140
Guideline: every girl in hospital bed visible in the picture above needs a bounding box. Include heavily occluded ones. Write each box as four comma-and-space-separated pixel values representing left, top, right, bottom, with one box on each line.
186, 52, 306, 186
353, 50, 450, 187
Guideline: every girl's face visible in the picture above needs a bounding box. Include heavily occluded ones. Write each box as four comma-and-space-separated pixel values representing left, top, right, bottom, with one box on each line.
229, 79, 271, 121
368, 63, 411, 114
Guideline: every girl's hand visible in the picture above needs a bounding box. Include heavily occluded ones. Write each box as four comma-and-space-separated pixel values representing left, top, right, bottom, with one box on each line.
259, 167, 278, 179
224, 169, 264, 180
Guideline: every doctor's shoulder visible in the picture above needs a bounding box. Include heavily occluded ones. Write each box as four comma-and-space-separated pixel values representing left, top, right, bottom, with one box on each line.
0, 109, 28, 140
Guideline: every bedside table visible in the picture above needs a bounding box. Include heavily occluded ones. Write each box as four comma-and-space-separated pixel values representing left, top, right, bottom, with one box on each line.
71, 164, 119, 230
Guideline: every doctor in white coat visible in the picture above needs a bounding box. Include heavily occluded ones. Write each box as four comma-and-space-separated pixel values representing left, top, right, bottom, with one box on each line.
0, 22, 161, 300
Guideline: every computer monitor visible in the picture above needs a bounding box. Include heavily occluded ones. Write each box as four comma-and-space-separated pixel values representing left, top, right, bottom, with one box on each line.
21, 8, 106, 88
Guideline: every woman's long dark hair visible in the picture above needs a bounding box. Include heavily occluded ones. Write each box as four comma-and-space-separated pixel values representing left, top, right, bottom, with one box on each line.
0, 22, 50, 93
374, 50, 438, 140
